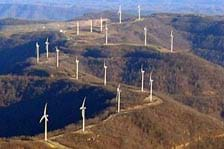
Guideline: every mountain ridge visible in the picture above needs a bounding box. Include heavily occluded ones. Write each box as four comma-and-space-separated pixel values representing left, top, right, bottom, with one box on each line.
0, 1, 224, 20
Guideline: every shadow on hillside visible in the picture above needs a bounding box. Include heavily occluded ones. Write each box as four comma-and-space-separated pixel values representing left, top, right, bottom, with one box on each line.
0, 80, 115, 137
0, 31, 66, 75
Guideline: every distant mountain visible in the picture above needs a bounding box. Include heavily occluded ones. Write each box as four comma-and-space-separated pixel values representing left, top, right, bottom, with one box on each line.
0, 4, 94, 21
0, 0, 224, 20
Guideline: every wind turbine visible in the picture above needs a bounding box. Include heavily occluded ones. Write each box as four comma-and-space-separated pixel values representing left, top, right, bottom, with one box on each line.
45, 38, 49, 59
76, 56, 79, 80
116, 84, 121, 113
100, 17, 103, 32
118, 5, 122, 24
104, 60, 107, 86
80, 97, 86, 132
56, 47, 60, 68
105, 24, 108, 45
144, 27, 147, 46
36, 42, 40, 64
77, 21, 80, 35
90, 19, 93, 33
141, 65, 145, 92
138, 5, 141, 21
39, 103, 48, 141
149, 71, 154, 102
170, 30, 174, 53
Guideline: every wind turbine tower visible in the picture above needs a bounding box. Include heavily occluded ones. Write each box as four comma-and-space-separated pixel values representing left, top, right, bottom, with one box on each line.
170, 30, 174, 53
138, 5, 141, 21
36, 42, 40, 64
77, 21, 80, 35
144, 27, 147, 46
141, 65, 145, 92
90, 20, 93, 33
80, 97, 86, 132
45, 38, 49, 59
56, 47, 60, 68
104, 60, 108, 86
105, 24, 108, 45
117, 84, 121, 113
100, 17, 103, 32
118, 5, 122, 24
39, 103, 48, 141
76, 56, 79, 80
149, 71, 154, 102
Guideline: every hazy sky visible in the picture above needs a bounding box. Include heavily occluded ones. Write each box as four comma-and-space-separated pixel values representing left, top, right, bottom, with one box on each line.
1, 0, 223, 5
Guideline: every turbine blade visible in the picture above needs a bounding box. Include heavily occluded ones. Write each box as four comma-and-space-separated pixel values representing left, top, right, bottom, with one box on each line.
39, 115, 44, 123
150, 70, 154, 80
44, 103, 48, 115
46, 115, 49, 122
80, 97, 86, 109
82, 97, 86, 107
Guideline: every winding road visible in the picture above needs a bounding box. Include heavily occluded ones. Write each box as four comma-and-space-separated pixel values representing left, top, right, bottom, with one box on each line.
40, 95, 163, 149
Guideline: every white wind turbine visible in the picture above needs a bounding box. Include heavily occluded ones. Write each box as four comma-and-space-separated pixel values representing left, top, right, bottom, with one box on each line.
170, 30, 174, 53
36, 42, 40, 64
39, 103, 49, 141
80, 97, 86, 132
105, 24, 108, 45
141, 65, 145, 92
104, 60, 108, 86
77, 21, 80, 35
45, 38, 49, 59
116, 84, 121, 113
118, 5, 122, 24
100, 17, 103, 32
144, 27, 147, 46
76, 56, 79, 80
138, 5, 141, 21
90, 19, 93, 33
56, 47, 60, 68
149, 71, 154, 102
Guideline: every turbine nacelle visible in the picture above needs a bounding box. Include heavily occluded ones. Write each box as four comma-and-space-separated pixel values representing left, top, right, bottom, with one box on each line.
144, 27, 147, 32
39, 115, 49, 123
150, 71, 154, 82
171, 30, 173, 37
104, 61, 107, 69
39, 103, 48, 123
36, 42, 39, 48
141, 66, 145, 73
138, 5, 141, 9
56, 47, 60, 53
76, 57, 79, 63
80, 97, 86, 110
118, 5, 122, 14
117, 84, 121, 93
45, 38, 49, 45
